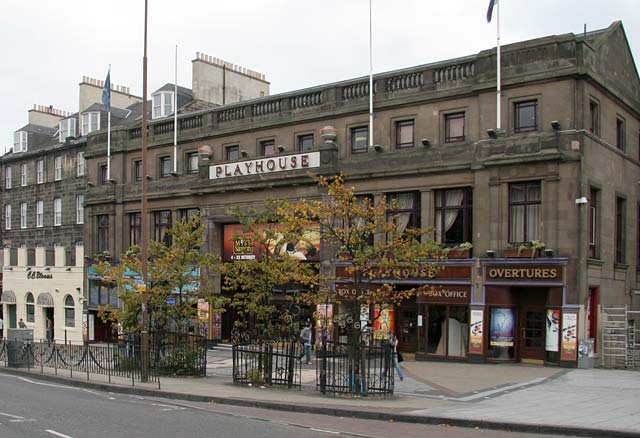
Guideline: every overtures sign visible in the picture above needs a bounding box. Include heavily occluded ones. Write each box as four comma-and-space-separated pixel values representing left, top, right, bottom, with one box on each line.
485, 265, 562, 282
209, 152, 320, 179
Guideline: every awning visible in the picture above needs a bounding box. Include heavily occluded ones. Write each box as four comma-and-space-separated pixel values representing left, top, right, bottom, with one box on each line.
0, 290, 16, 304
37, 293, 54, 307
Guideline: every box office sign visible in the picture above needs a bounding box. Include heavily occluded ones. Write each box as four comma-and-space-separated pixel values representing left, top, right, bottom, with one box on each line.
222, 223, 321, 262
417, 285, 471, 304
210, 152, 320, 179
485, 265, 562, 282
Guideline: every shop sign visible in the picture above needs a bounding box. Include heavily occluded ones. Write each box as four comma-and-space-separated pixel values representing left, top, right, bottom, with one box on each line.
336, 265, 471, 281
489, 308, 515, 347
223, 223, 321, 262
469, 310, 484, 354
417, 285, 470, 304
26, 271, 53, 280
561, 312, 578, 361
210, 152, 320, 180
485, 265, 562, 282
335, 283, 375, 299
545, 309, 560, 352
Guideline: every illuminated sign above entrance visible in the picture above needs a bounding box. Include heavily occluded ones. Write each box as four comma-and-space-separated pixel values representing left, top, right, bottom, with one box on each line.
209, 152, 320, 179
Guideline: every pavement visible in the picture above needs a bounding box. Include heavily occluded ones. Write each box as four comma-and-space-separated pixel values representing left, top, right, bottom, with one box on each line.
1, 346, 639, 438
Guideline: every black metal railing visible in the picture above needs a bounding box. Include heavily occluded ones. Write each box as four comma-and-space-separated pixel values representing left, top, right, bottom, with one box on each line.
232, 340, 301, 389
316, 341, 394, 397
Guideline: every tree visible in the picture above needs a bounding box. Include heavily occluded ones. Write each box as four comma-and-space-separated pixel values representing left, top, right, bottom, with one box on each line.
222, 199, 318, 340
93, 213, 225, 335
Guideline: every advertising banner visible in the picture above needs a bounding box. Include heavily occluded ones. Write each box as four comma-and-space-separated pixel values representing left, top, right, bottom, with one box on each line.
373, 305, 395, 339
561, 312, 578, 361
469, 310, 484, 354
211, 312, 222, 340
545, 309, 560, 352
489, 308, 515, 347
222, 223, 320, 262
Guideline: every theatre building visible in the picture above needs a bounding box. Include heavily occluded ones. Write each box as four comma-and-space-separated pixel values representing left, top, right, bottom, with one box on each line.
83, 22, 639, 367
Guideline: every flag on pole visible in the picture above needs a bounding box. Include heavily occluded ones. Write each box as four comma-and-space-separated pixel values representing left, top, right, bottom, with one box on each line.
486, 0, 497, 22
102, 69, 111, 111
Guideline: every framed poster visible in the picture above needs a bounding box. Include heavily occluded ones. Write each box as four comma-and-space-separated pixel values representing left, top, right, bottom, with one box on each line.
469, 310, 484, 354
561, 312, 578, 361
490, 308, 515, 347
545, 309, 560, 352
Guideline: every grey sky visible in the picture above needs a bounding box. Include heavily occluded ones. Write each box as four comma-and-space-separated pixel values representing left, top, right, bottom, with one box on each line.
1, 0, 638, 154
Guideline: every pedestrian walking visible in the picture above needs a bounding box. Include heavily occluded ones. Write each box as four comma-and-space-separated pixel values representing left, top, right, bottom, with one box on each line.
389, 332, 404, 381
298, 323, 312, 364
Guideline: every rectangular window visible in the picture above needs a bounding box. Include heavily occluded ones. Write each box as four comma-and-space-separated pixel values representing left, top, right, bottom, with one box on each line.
81, 112, 100, 136
445, 113, 465, 143
351, 126, 369, 154
298, 134, 314, 152
54, 156, 62, 181
395, 120, 415, 148
5, 166, 11, 189
589, 100, 600, 136
76, 152, 85, 176
615, 197, 626, 263
13, 131, 28, 152
514, 100, 538, 133
76, 194, 84, 224
387, 192, 420, 235
99, 164, 108, 184
133, 160, 142, 182
616, 116, 626, 151
59, 118, 76, 142
179, 208, 200, 222
20, 202, 27, 229
97, 215, 109, 253
509, 181, 541, 243
129, 212, 141, 246
186, 152, 198, 174
588, 187, 599, 258
53, 198, 62, 226
36, 200, 43, 228
159, 156, 172, 178
226, 145, 239, 161
20, 163, 28, 186
435, 188, 473, 245
154, 210, 172, 243
4, 204, 10, 230
37, 159, 44, 183
260, 139, 275, 156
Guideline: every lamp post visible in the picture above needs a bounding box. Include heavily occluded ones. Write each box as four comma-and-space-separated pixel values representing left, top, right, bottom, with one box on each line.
140, 0, 150, 381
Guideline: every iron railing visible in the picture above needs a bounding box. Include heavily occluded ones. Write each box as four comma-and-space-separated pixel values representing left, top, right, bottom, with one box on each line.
232, 340, 301, 389
316, 341, 394, 397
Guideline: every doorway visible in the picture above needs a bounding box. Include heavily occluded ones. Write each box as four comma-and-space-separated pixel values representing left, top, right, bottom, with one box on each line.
518, 307, 546, 363
396, 304, 418, 352
7, 304, 17, 329
44, 307, 54, 341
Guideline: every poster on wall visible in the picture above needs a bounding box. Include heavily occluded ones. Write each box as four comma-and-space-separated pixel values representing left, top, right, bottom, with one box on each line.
222, 223, 321, 262
545, 309, 560, 352
469, 310, 484, 354
211, 312, 222, 340
561, 312, 578, 361
373, 305, 395, 339
82, 314, 88, 342
490, 308, 515, 347
316, 304, 333, 328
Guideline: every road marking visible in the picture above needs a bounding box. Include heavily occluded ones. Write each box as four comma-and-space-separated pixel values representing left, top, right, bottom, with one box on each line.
151, 403, 186, 411
45, 430, 74, 438
0, 412, 24, 419
82, 388, 115, 400
310, 428, 341, 434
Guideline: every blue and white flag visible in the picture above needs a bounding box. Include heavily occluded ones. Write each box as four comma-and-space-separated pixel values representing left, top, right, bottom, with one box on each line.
486, 0, 497, 22
102, 69, 111, 111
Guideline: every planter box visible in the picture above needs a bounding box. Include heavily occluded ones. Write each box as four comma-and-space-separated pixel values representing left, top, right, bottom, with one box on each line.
503, 248, 539, 258
446, 249, 471, 259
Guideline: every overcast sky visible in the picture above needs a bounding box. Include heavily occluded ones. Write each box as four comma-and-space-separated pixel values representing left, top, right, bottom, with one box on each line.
0, 0, 638, 154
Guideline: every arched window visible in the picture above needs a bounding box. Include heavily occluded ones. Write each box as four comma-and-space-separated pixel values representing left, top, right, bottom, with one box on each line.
25, 292, 35, 323
64, 295, 75, 327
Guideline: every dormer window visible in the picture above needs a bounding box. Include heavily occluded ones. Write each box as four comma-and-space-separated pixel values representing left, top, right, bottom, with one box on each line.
152, 91, 174, 119
81, 112, 100, 136
13, 131, 28, 153
59, 118, 77, 143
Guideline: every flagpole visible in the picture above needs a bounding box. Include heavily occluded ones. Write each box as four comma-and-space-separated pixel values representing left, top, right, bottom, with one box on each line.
496, 0, 501, 131
173, 45, 178, 174
107, 65, 112, 180
368, 0, 374, 148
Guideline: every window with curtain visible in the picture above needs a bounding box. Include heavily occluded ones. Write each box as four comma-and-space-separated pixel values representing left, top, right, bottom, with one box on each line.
154, 210, 172, 243
129, 212, 141, 246
64, 295, 75, 327
509, 182, 541, 243
25, 293, 35, 323
387, 192, 420, 236
435, 188, 473, 245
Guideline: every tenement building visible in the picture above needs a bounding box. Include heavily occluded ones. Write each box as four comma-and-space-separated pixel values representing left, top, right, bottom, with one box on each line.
83, 22, 640, 367
0, 78, 141, 342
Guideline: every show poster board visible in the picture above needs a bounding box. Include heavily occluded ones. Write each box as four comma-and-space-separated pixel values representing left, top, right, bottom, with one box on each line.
373, 305, 395, 339
561, 312, 578, 361
489, 308, 515, 347
469, 310, 484, 354
545, 309, 560, 352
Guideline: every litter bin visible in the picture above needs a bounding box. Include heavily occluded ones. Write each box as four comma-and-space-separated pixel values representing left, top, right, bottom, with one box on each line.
578, 338, 594, 369
7, 328, 34, 368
